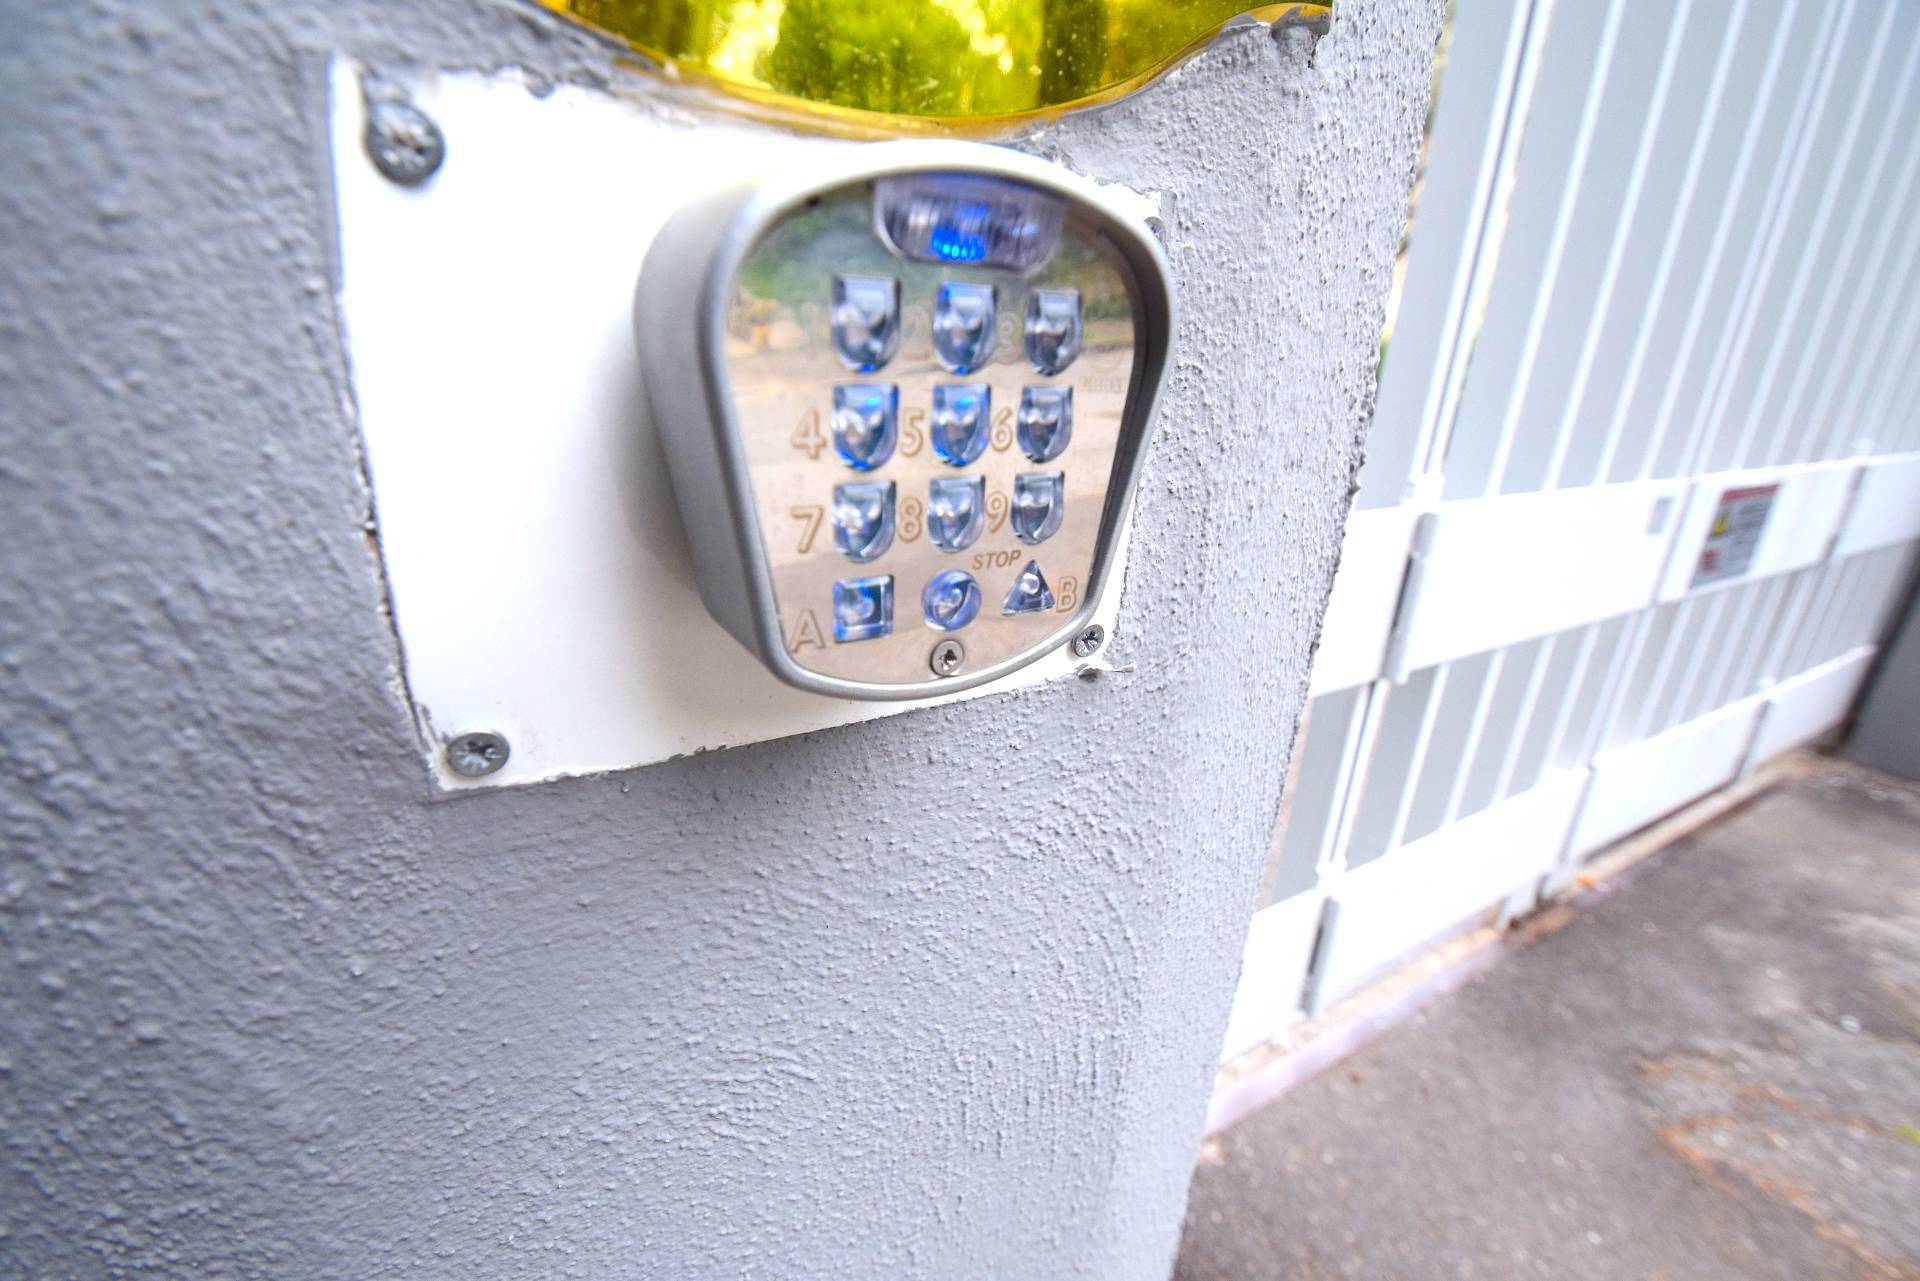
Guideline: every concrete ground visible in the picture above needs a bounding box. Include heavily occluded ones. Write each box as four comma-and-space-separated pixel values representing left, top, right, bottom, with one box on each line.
1176, 759, 1920, 1281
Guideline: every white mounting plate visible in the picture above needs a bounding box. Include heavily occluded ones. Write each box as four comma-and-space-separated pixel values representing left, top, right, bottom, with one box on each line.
327, 62, 1150, 790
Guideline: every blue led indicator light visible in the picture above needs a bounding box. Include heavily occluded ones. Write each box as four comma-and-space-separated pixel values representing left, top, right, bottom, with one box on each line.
929, 207, 992, 263
874, 175, 1065, 272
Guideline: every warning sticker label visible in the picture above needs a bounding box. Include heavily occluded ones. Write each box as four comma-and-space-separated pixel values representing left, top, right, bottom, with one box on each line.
1691, 483, 1779, 587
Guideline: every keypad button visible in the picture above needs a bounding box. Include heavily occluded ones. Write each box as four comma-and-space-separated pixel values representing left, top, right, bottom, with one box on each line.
1017, 386, 1073, 463
931, 384, 991, 466
1024, 288, 1082, 375
832, 481, 895, 562
933, 281, 998, 373
831, 274, 901, 373
832, 383, 899, 470
1010, 471, 1065, 545
927, 476, 986, 552
922, 570, 983, 631
1002, 561, 1056, 615
832, 575, 893, 642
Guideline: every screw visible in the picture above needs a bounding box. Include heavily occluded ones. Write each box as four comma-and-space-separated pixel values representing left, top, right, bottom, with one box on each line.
1072, 624, 1105, 659
929, 639, 966, 677
446, 730, 509, 778
365, 98, 445, 185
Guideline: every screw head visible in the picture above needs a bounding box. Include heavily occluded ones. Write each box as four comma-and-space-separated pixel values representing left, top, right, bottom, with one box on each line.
1071, 624, 1105, 659
365, 99, 445, 185
446, 730, 509, 778
929, 639, 966, 677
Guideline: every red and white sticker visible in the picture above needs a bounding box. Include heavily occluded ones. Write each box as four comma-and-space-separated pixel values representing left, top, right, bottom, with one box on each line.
1691, 483, 1779, 587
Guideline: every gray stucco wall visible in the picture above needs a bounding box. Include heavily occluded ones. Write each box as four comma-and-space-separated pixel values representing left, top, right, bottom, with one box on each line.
0, 2, 1438, 1277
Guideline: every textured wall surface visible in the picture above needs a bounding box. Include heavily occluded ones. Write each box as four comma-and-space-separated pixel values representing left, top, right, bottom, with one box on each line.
0, 2, 1438, 1277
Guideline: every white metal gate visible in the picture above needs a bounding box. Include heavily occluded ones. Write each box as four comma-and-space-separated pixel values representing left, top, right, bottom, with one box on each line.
1223, 0, 1920, 1058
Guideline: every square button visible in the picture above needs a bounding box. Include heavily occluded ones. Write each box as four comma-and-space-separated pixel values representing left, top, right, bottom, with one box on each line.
832, 575, 894, 642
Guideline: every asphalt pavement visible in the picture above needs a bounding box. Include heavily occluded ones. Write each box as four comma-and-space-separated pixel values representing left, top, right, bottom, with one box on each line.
1177, 758, 1920, 1280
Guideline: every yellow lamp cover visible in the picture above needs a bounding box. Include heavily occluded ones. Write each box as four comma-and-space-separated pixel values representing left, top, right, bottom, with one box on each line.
536, 0, 1332, 131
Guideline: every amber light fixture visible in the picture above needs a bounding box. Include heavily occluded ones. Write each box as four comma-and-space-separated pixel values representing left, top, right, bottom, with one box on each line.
534, 0, 1332, 131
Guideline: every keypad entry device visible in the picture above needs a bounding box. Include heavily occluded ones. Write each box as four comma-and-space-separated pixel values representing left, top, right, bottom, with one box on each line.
635, 143, 1174, 700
